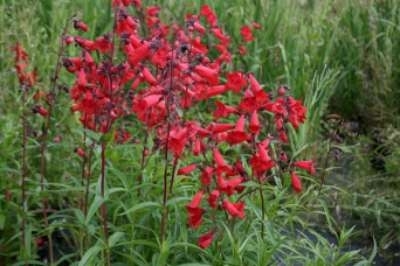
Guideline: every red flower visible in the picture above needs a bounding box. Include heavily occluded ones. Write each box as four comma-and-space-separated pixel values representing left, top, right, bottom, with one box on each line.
226, 72, 247, 93
32, 105, 49, 117
249, 110, 261, 134
293, 160, 316, 175
222, 199, 245, 219
75, 147, 86, 158
249, 144, 275, 176
73, 19, 89, 32
217, 175, 244, 196
168, 126, 189, 157
213, 101, 236, 119
225, 115, 248, 145
198, 230, 214, 249
186, 191, 204, 228
290, 171, 302, 193
187, 190, 203, 209
278, 130, 288, 143
200, 5, 217, 26
238, 45, 247, 55
178, 163, 197, 175
287, 96, 307, 129
187, 207, 204, 229
208, 190, 220, 208
194, 65, 219, 85
240, 25, 254, 42
200, 166, 213, 186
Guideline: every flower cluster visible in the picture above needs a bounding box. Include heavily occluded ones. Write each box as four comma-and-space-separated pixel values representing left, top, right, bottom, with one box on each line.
62, 1, 315, 249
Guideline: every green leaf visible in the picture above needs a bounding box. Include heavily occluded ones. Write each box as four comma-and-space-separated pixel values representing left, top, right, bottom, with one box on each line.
121, 201, 161, 216
0, 212, 5, 230
108, 231, 124, 248
78, 244, 101, 266
85, 195, 104, 225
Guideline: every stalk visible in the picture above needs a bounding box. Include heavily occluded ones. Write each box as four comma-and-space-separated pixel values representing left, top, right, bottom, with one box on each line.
160, 50, 174, 242
168, 157, 178, 193
137, 132, 148, 197
38, 25, 68, 265
258, 179, 265, 237
20, 84, 28, 265
100, 141, 110, 266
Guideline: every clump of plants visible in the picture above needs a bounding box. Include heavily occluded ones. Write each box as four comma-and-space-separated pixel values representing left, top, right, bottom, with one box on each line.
7, 1, 320, 264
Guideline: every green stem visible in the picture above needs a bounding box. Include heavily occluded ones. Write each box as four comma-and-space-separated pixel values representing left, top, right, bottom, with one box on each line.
100, 141, 110, 266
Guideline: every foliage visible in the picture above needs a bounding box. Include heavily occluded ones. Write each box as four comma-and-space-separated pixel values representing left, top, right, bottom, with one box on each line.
0, 0, 399, 265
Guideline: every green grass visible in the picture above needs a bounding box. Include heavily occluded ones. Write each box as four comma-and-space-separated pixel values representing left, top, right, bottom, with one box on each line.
1, 0, 399, 264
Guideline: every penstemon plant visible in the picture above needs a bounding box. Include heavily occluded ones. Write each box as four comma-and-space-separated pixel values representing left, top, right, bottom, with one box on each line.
13, 0, 316, 263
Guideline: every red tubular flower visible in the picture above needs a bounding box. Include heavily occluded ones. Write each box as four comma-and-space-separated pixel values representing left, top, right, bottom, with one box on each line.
200, 5, 217, 26
217, 175, 244, 196
200, 166, 213, 186
208, 190, 220, 208
213, 101, 236, 119
186, 191, 204, 228
238, 45, 247, 55
94, 35, 113, 53
208, 122, 235, 134
211, 28, 230, 45
75, 147, 86, 158
278, 130, 288, 143
192, 138, 203, 156
222, 199, 245, 219
73, 19, 89, 32
187, 207, 204, 229
141, 67, 157, 85
187, 190, 204, 209
168, 126, 189, 157
32, 105, 49, 117
248, 73, 262, 93
225, 115, 248, 145
203, 85, 227, 99
146, 6, 160, 16
240, 25, 254, 42
293, 160, 316, 175
178, 163, 197, 175
194, 65, 219, 85
249, 144, 275, 176
226, 72, 247, 93
198, 230, 214, 249
290, 171, 302, 193
213, 148, 228, 169
287, 96, 307, 129
249, 110, 261, 134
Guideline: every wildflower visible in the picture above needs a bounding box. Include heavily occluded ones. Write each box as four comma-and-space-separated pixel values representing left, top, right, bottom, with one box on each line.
290, 171, 302, 193
186, 191, 204, 228
213, 101, 236, 119
200, 5, 217, 26
249, 110, 261, 134
178, 163, 197, 175
226, 72, 247, 93
238, 45, 247, 55
293, 160, 316, 175
222, 199, 245, 219
198, 230, 214, 249
225, 115, 248, 145
75, 147, 86, 158
73, 19, 89, 32
240, 25, 254, 42
208, 190, 220, 208
32, 105, 49, 117
200, 166, 213, 186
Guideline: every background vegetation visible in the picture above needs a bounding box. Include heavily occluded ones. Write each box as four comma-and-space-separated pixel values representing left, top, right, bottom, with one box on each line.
0, 0, 399, 265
